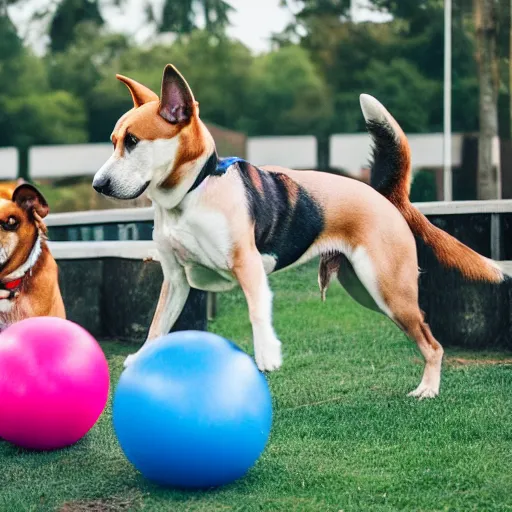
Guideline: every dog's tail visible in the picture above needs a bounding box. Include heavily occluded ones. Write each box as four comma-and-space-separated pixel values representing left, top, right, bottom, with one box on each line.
359, 93, 505, 284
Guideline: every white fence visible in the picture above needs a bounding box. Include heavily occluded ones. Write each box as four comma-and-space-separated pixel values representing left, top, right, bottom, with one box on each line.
329, 133, 465, 176
330, 133, 501, 177
29, 144, 113, 179
45, 199, 512, 228
0, 148, 18, 180
247, 136, 317, 169
0, 133, 503, 180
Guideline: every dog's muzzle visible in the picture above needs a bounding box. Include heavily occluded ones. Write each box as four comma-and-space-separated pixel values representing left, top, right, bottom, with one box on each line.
92, 176, 113, 196
92, 178, 150, 200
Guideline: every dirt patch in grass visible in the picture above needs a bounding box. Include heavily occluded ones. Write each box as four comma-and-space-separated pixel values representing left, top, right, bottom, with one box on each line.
446, 357, 512, 366
414, 356, 512, 366
58, 495, 142, 512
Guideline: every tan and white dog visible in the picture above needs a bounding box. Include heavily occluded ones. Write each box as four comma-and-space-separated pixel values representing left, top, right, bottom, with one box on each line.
0, 183, 65, 328
93, 64, 506, 399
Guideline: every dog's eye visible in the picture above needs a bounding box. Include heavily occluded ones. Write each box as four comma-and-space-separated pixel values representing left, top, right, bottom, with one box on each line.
2, 216, 19, 231
124, 132, 139, 151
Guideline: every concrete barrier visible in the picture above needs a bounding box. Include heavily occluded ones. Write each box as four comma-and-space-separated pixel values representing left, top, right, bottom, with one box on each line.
49, 241, 207, 341
0, 148, 18, 180
46, 199, 512, 349
408, 200, 511, 349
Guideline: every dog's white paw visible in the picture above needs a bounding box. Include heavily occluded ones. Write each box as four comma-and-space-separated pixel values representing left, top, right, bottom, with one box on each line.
123, 352, 140, 369
408, 384, 439, 400
255, 341, 282, 372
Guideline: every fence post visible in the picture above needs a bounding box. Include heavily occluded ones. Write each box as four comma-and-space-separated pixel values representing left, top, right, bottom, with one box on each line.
17, 145, 30, 182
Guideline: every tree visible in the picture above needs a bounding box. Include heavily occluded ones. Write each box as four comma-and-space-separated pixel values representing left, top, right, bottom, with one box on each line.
87, 30, 254, 140
157, 0, 234, 35
85, 32, 331, 140
410, 169, 437, 202
240, 45, 332, 136
47, 22, 129, 100
1, 91, 87, 147
281, 0, 481, 135
49, 0, 104, 52
354, 59, 439, 133
0, 7, 88, 148
474, 0, 500, 199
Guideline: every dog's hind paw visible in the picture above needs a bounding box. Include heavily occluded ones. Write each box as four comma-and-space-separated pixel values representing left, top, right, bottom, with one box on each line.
408, 384, 439, 400
255, 341, 282, 373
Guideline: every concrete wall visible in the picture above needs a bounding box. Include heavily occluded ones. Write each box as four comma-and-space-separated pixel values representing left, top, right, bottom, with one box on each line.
329, 133, 372, 177
0, 148, 18, 180
30, 144, 113, 179
46, 200, 512, 349
51, 241, 207, 341
329, 133, 467, 178
247, 136, 317, 169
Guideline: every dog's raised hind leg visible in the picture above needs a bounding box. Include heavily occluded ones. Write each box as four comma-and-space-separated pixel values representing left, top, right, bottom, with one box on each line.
233, 248, 282, 372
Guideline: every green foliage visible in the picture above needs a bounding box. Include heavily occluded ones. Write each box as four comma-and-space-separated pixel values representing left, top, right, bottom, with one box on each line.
410, 169, 438, 202
355, 59, 439, 133
241, 45, 332, 136
159, 0, 195, 34
158, 0, 234, 35
0, 20, 88, 148
0, 0, 508, 148
290, 0, 481, 134
47, 23, 129, 97
88, 31, 253, 140
49, 0, 104, 52
0, 15, 23, 63
3, 91, 87, 147
82, 32, 329, 139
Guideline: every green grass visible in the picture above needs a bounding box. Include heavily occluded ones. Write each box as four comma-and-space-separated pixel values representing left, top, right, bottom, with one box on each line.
2, 261, 512, 511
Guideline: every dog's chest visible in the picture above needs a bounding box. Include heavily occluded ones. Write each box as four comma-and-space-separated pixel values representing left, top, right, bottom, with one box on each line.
153, 206, 232, 270
0, 296, 31, 330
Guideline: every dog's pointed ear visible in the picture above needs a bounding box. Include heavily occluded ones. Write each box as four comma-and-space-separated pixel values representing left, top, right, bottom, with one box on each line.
13, 184, 49, 219
116, 74, 159, 108
159, 64, 196, 124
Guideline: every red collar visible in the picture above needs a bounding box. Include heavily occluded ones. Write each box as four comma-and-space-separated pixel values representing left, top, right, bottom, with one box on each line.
1, 277, 23, 299
4, 277, 22, 291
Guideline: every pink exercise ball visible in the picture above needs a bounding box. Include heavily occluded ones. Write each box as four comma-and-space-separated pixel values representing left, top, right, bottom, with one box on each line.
0, 317, 110, 450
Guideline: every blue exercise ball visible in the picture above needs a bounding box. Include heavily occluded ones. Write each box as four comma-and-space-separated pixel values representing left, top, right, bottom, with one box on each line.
113, 331, 273, 488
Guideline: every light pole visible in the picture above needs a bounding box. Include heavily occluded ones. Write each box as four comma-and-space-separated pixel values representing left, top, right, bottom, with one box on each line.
443, 0, 452, 201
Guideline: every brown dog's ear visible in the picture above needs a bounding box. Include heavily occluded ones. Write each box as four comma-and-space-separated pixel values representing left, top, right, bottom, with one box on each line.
159, 64, 196, 124
116, 74, 159, 108
13, 184, 49, 219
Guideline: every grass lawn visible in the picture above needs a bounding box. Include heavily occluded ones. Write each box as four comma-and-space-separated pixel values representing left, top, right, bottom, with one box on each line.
2, 261, 512, 511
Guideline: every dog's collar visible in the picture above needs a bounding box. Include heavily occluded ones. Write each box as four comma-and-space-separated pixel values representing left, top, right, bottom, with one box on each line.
217, 156, 246, 172
0, 234, 42, 297
187, 154, 246, 194
187, 153, 219, 194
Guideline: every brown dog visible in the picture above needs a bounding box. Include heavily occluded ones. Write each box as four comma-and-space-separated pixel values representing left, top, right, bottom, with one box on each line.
93, 64, 505, 399
0, 183, 65, 329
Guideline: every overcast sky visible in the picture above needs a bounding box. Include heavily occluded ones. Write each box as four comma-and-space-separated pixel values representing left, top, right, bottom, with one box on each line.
9, 0, 389, 55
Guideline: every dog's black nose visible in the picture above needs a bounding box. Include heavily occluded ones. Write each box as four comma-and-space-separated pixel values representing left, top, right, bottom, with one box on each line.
93, 177, 111, 195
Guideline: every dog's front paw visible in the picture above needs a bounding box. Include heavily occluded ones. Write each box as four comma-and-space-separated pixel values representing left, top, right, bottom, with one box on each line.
255, 340, 282, 372
408, 384, 439, 400
123, 352, 140, 369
